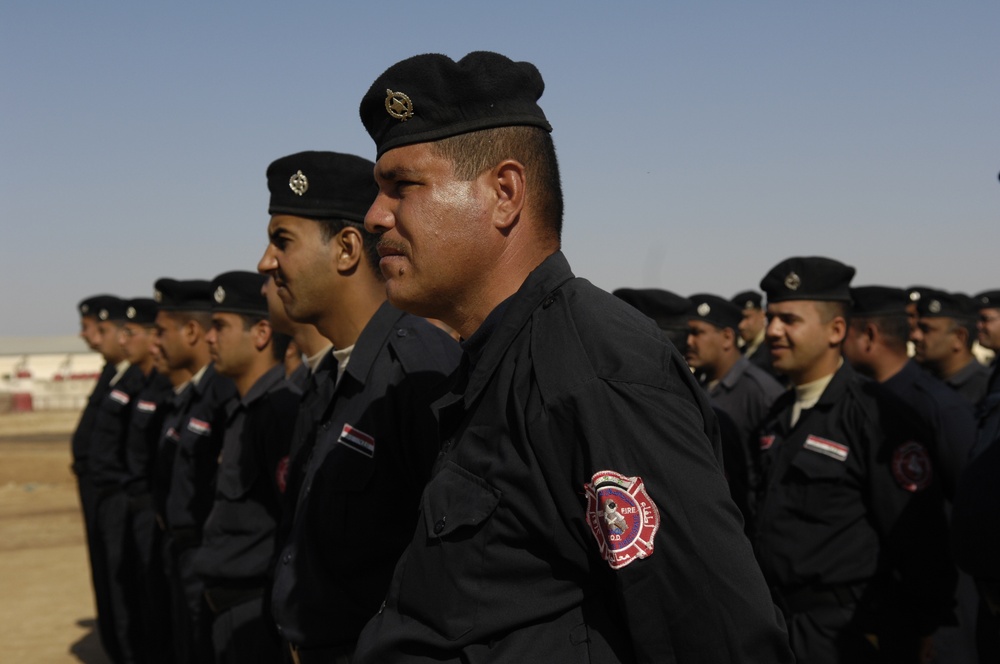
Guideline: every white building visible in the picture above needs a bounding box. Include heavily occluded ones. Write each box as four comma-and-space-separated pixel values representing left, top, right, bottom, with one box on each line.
0, 336, 103, 412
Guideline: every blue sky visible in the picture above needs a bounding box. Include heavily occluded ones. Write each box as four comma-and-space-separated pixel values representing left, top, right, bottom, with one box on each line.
2, 2, 998, 336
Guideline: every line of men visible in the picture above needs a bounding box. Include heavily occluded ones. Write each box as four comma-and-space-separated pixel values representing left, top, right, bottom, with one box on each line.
66, 49, 1000, 664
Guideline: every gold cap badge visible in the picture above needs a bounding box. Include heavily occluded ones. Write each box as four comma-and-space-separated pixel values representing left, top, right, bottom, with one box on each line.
126, 307, 137, 319
697, 303, 711, 317
289, 170, 309, 196
385, 89, 414, 122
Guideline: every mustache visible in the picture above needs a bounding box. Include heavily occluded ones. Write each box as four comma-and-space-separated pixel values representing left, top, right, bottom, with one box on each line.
377, 239, 407, 256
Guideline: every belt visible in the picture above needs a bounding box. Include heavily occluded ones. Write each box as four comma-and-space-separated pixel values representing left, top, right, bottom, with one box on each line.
204, 585, 263, 615
288, 642, 353, 664
772, 583, 862, 615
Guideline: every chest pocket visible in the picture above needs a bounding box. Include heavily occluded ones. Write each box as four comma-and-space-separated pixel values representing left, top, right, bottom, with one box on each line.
312, 422, 377, 493
785, 441, 853, 521
216, 433, 260, 501
397, 461, 501, 641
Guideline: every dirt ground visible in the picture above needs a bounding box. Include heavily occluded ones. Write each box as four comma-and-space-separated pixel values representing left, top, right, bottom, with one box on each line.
0, 411, 111, 663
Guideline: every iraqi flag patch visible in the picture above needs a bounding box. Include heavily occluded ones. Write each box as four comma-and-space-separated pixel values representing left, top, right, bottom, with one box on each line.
337, 424, 375, 458
584, 470, 660, 570
110, 389, 130, 406
187, 418, 211, 436
892, 441, 932, 492
137, 400, 157, 413
759, 435, 775, 451
804, 435, 849, 462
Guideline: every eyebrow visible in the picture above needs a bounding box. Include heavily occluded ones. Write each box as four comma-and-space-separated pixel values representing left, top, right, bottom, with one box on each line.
374, 165, 422, 182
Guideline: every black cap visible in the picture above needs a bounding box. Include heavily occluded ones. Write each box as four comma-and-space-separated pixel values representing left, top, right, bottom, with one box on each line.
210, 271, 269, 317
973, 290, 1000, 310
78, 294, 118, 318
154, 278, 214, 312
267, 151, 377, 223
360, 51, 552, 159
613, 288, 693, 330
849, 286, 908, 317
90, 296, 128, 322
916, 288, 974, 320
760, 256, 855, 304
906, 285, 934, 305
688, 293, 743, 331
124, 298, 158, 325
730, 290, 763, 310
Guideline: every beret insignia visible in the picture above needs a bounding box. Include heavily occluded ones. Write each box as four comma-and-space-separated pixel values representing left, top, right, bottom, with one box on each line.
928, 299, 941, 314
154, 290, 163, 303
214, 286, 226, 304
385, 89, 414, 122
98, 309, 109, 321
697, 303, 711, 317
126, 307, 137, 320
289, 170, 309, 196
784, 272, 801, 291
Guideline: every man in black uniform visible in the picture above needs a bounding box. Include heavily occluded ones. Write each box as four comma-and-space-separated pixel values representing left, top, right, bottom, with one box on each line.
192, 271, 298, 663
72, 294, 126, 663
731, 290, 775, 375
912, 288, 990, 406
153, 278, 237, 664
119, 297, 179, 664
842, 285, 979, 662
612, 287, 693, 351
258, 151, 461, 664
355, 51, 793, 663
686, 293, 784, 526
753, 257, 955, 663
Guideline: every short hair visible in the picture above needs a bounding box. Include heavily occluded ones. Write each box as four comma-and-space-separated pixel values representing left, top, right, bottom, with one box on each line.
852, 314, 910, 353
952, 317, 977, 351
237, 314, 289, 362
431, 125, 563, 241
814, 300, 847, 324
315, 218, 383, 280
165, 309, 213, 332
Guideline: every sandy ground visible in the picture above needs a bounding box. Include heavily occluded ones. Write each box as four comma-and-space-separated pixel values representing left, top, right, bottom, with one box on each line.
0, 411, 111, 663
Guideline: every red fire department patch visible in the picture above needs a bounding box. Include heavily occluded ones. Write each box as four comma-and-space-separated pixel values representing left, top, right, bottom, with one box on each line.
892, 441, 932, 492
584, 470, 660, 570
275, 455, 289, 494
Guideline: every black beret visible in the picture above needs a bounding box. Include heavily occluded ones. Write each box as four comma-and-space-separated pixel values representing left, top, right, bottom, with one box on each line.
154, 278, 214, 312
613, 288, 693, 330
849, 286, 908, 317
973, 290, 1000, 310
124, 298, 158, 325
906, 285, 934, 304
916, 288, 974, 319
760, 256, 855, 303
267, 151, 377, 223
730, 290, 763, 310
210, 271, 269, 317
689, 293, 743, 331
78, 294, 118, 318
89, 296, 128, 322
360, 51, 552, 159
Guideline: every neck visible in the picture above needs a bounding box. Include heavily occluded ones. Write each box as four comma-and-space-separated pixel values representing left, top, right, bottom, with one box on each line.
233, 358, 278, 398
293, 324, 333, 357
939, 352, 974, 380
316, 278, 386, 349
789, 352, 842, 386
872, 352, 909, 383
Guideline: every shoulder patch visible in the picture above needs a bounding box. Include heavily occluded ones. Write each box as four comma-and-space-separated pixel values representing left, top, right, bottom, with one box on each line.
109, 389, 130, 405
187, 418, 211, 436
804, 434, 849, 462
337, 424, 375, 458
584, 470, 660, 570
892, 441, 932, 492
759, 434, 775, 451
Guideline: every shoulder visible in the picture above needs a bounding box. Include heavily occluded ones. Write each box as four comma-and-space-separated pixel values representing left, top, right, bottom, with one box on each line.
387, 312, 462, 377
740, 362, 784, 397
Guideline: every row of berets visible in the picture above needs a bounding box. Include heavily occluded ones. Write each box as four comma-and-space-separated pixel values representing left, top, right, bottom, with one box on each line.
72, 267, 1000, 664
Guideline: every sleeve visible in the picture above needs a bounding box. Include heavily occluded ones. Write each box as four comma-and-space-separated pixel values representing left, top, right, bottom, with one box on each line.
541, 368, 794, 664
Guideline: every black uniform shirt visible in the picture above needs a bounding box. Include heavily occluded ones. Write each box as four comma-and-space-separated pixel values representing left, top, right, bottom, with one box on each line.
152, 382, 193, 522
882, 359, 977, 499
354, 252, 794, 664
194, 363, 299, 585
164, 363, 237, 533
122, 371, 174, 498
945, 357, 990, 407
71, 362, 117, 475
754, 363, 954, 634
89, 363, 147, 490
271, 302, 460, 650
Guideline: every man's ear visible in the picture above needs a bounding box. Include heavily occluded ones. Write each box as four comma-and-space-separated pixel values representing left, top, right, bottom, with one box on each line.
335, 225, 364, 274
492, 159, 526, 231
252, 319, 272, 352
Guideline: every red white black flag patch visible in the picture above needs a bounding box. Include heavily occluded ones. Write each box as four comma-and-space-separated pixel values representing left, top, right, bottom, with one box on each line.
337, 424, 375, 458
187, 418, 211, 436
803, 435, 849, 462
892, 441, 932, 492
109, 389, 130, 406
584, 470, 660, 570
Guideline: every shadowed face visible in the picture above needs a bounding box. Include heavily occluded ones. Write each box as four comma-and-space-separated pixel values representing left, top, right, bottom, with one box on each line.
259, 215, 336, 325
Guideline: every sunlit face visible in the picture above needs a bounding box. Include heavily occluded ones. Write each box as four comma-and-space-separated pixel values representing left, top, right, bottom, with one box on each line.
206, 312, 255, 378
259, 215, 336, 324
96, 320, 124, 361
765, 300, 844, 384
154, 311, 187, 371
79, 316, 102, 351
685, 320, 726, 373
365, 142, 494, 319
738, 307, 766, 344
120, 322, 155, 365
978, 308, 1000, 352
911, 317, 957, 367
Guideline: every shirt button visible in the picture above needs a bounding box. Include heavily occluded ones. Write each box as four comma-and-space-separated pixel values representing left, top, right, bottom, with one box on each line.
396, 328, 408, 337
433, 517, 446, 534
542, 296, 555, 308
283, 554, 291, 564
